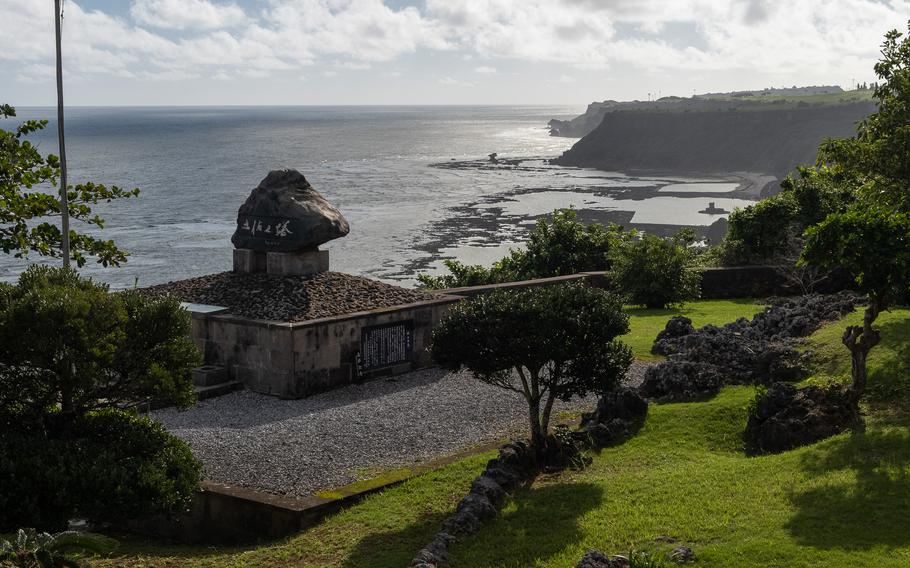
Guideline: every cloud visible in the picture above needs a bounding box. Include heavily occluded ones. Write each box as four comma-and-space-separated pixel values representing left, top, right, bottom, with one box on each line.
0, 0, 905, 94
438, 76, 475, 87
130, 0, 247, 30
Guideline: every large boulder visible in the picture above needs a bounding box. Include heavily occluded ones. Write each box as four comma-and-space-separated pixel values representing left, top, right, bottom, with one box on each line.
231, 169, 349, 252
743, 383, 858, 454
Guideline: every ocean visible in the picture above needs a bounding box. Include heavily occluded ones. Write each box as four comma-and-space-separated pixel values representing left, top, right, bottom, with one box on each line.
3, 106, 758, 289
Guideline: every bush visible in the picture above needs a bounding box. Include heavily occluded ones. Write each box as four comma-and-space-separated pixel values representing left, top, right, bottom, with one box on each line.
609, 231, 701, 309
0, 528, 117, 567
430, 284, 632, 452
418, 209, 631, 289
0, 265, 200, 416
719, 168, 855, 266
0, 409, 201, 532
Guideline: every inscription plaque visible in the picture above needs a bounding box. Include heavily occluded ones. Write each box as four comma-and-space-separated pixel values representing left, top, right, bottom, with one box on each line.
357, 321, 414, 373
235, 214, 304, 251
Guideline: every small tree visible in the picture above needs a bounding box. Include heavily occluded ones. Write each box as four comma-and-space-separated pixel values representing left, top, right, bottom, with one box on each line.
799, 24, 910, 407
0, 265, 199, 416
609, 231, 701, 309
0, 105, 138, 266
801, 207, 910, 404
430, 284, 633, 452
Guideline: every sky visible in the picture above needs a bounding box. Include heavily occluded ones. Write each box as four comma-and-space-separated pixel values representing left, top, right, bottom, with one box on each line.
0, 0, 907, 106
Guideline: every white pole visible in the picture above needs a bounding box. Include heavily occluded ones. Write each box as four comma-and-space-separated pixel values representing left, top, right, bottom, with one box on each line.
54, 0, 71, 268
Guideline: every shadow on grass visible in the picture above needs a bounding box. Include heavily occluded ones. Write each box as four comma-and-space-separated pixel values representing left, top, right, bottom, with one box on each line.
446, 482, 604, 566
786, 428, 910, 550
864, 319, 910, 422
341, 511, 448, 568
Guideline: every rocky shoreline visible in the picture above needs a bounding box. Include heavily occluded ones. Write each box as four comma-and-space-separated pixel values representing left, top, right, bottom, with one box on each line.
141, 271, 438, 322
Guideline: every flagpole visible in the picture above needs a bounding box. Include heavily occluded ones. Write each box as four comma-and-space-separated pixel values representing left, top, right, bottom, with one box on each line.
54, 0, 71, 268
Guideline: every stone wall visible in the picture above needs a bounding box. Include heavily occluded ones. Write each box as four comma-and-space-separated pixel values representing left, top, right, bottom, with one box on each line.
437, 266, 799, 301
191, 296, 461, 398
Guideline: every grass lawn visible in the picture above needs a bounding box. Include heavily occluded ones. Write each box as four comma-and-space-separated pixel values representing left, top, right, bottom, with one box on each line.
98, 301, 910, 568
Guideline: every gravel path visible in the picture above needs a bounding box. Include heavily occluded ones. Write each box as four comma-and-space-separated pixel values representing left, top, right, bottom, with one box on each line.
154, 362, 652, 498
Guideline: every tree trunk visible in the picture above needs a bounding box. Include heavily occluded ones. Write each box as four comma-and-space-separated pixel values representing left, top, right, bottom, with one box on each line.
528, 397, 545, 452
842, 301, 883, 405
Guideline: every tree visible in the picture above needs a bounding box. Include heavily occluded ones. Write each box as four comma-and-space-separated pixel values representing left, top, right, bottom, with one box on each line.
0, 265, 199, 416
801, 207, 910, 404
799, 23, 910, 407
817, 23, 910, 212
430, 284, 632, 452
720, 167, 854, 266
609, 230, 701, 309
0, 105, 138, 267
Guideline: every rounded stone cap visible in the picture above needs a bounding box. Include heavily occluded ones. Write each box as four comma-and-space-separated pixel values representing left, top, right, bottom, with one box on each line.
231, 169, 350, 252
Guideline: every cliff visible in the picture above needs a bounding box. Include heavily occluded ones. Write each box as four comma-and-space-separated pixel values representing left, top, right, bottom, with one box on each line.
552, 101, 876, 178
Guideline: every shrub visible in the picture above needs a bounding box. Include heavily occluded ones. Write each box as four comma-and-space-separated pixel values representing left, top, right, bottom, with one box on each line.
0, 265, 199, 416
719, 168, 855, 266
609, 231, 701, 309
418, 209, 631, 289
0, 528, 117, 568
430, 284, 632, 452
0, 409, 201, 532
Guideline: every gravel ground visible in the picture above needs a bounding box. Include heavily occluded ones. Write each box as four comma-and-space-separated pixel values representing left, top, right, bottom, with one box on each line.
140, 271, 438, 322
154, 361, 652, 498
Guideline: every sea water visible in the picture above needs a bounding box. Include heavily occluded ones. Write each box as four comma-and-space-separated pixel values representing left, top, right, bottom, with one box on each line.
3, 106, 756, 288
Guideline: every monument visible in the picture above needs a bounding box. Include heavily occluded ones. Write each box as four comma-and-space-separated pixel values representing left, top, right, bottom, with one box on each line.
231, 169, 350, 276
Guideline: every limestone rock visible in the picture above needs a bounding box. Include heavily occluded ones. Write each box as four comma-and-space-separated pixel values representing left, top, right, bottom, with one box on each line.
669, 546, 696, 563
231, 169, 349, 252
744, 383, 858, 455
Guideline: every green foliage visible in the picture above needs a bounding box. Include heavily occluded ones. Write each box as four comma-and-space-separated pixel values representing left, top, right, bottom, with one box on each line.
720, 167, 855, 266
802, 206, 910, 306
0, 105, 139, 267
0, 409, 201, 532
0, 265, 200, 416
746, 384, 769, 420
796, 24, 910, 403
628, 550, 673, 568
416, 258, 517, 289
609, 231, 701, 309
817, 23, 910, 212
430, 284, 632, 449
418, 209, 631, 289
0, 528, 116, 568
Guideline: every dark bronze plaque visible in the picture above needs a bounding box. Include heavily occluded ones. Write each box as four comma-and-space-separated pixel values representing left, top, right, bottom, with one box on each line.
357, 321, 414, 373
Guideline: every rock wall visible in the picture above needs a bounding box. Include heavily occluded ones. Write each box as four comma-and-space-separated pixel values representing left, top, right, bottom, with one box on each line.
553, 101, 875, 179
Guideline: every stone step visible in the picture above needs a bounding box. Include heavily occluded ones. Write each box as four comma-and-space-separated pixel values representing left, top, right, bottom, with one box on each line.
196, 381, 243, 401
193, 365, 228, 387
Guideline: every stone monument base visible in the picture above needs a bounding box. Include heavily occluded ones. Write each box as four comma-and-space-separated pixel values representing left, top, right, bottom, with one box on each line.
233, 249, 267, 273
267, 249, 329, 277
233, 248, 329, 277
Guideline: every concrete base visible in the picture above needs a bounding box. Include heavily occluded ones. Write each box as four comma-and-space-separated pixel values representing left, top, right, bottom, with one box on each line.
192, 365, 228, 386
267, 250, 329, 277
233, 249, 267, 273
